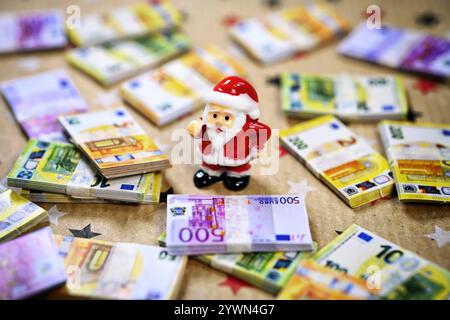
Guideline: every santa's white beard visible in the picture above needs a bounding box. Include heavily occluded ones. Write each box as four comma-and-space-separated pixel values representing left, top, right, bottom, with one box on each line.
205, 111, 246, 155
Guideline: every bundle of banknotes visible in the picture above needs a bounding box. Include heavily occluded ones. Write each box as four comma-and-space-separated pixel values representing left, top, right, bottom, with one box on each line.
67, 31, 191, 86
0, 187, 48, 242
307, 224, 450, 300
0, 10, 66, 53
277, 73, 409, 121
53, 235, 187, 300
1, 70, 89, 142
280, 115, 395, 208
66, 1, 183, 47
120, 45, 247, 126
59, 107, 171, 178
166, 195, 313, 255
230, 3, 349, 64
379, 121, 450, 203
338, 23, 450, 79
159, 231, 317, 294
19, 189, 108, 204
7, 139, 162, 204
0, 227, 66, 299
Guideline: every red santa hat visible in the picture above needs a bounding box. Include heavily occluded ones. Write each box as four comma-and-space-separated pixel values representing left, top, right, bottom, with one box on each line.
203, 76, 260, 119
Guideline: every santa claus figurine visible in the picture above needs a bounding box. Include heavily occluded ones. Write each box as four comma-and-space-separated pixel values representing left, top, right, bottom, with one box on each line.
187, 76, 271, 191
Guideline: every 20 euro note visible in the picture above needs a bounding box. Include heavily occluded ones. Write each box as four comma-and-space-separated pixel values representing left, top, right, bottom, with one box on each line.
54, 235, 187, 300
7, 139, 162, 203
1, 69, 88, 142
0, 187, 48, 242
0, 227, 66, 299
280, 115, 395, 208
312, 224, 450, 300
279, 73, 409, 121
166, 194, 313, 255
158, 231, 316, 294
277, 260, 375, 300
379, 121, 450, 203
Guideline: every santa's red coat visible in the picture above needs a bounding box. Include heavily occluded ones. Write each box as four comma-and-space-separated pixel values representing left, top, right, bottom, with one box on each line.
197, 115, 271, 167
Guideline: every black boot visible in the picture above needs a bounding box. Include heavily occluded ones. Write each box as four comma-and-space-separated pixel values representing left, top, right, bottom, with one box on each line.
193, 169, 222, 188
223, 175, 250, 191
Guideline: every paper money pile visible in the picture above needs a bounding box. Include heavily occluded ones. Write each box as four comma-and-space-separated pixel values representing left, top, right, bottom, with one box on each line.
120, 45, 247, 126
0, 10, 66, 53
53, 235, 187, 300
230, 3, 349, 64
7, 139, 162, 204
67, 31, 191, 86
278, 73, 409, 121
59, 107, 171, 178
379, 121, 450, 203
1, 70, 89, 142
66, 1, 183, 47
166, 195, 313, 255
0, 187, 48, 242
339, 23, 450, 79
280, 115, 395, 207
0, 227, 66, 299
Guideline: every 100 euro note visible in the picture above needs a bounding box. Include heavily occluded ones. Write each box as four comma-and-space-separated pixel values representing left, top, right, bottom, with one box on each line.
120, 45, 247, 126
58, 107, 170, 178
0, 227, 66, 299
379, 121, 450, 203
312, 224, 450, 300
278, 260, 374, 300
7, 139, 162, 203
1, 69, 88, 142
66, 31, 191, 86
166, 195, 313, 255
280, 115, 395, 208
53, 235, 187, 300
279, 73, 409, 121
0, 187, 48, 242
158, 231, 316, 294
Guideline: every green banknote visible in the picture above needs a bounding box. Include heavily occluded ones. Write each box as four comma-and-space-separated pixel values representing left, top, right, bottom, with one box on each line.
313, 224, 450, 300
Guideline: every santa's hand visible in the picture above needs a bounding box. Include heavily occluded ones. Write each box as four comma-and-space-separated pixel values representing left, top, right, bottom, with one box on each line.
187, 119, 202, 137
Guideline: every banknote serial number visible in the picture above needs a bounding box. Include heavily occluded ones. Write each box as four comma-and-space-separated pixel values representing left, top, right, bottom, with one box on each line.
258, 196, 300, 204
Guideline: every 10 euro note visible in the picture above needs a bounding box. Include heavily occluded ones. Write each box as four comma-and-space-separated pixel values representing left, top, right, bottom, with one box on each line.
312, 224, 450, 300
166, 194, 313, 255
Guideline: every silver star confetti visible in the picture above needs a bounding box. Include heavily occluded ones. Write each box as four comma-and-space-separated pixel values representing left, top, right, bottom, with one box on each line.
287, 179, 317, 197
48, 205, 68, 225
425, 226, 450, 248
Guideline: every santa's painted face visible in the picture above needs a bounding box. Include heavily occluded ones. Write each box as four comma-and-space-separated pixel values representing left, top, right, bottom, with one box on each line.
206, 104, 235, 131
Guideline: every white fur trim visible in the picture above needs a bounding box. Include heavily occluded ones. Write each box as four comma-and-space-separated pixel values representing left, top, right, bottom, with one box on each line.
203, 91, 260, 119
200, 164, 223, 177
225, 168, 251, 178
201, 147, 258, 167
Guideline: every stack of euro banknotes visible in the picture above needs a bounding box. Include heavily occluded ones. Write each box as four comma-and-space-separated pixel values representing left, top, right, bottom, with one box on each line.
1, 0, 449, 301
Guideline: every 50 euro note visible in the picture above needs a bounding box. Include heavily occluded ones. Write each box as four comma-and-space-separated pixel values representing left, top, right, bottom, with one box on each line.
0, 187, 48, 242
66, 31, 190, 86
0, 227, 66, 300
279, 73, 409, 121
280, 115, 395, 208
67, 1, 183, 47
166, 194, 313, 255
7, 139, 162, 204
278, 260, 375, 300
59, 107, 170, 178
53, 235, 187, 300
312, 224, 450, 300
120, 45, 247, 126
379, 121, 450, 203
158, 231, 316, 294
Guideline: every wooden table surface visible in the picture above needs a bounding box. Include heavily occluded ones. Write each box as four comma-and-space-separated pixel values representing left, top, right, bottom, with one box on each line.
0, 0, 449, 299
